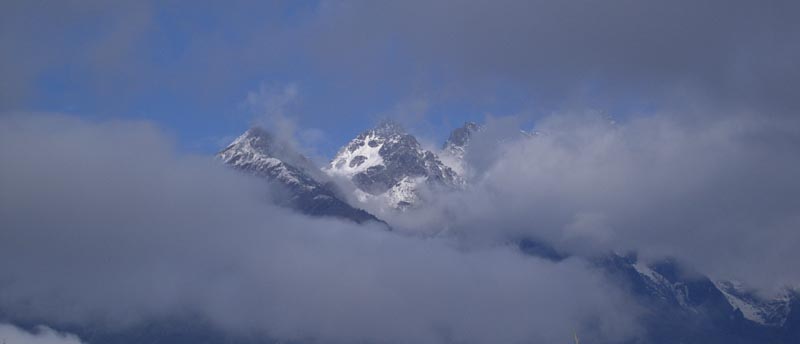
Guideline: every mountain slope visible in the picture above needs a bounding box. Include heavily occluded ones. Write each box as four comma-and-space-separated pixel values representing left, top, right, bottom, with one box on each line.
590, 252, 798, 343
513, 237, 798, 343
713, 280, 795, 327
219, 127, 384, 225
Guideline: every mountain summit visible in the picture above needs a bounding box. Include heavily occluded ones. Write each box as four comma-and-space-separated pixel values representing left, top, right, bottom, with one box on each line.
219, 127, 321, 188
325, 120, 462, 209
218, 127, 384, 224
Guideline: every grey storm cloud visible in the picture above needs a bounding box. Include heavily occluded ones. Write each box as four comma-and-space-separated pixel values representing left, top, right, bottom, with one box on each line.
0, 114, 638, 344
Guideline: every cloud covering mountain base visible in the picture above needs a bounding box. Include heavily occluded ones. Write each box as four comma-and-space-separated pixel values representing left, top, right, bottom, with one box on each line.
0, 114, 638, 343
404, 111, 800, 293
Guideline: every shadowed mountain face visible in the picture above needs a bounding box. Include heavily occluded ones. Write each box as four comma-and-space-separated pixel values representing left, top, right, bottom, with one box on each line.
440, 122, 483, 176
516, 238, 800, 344
216, 123, 799, 344
443, 122, 482, 159
326, 121, 463, 209
218, 128, 385, 225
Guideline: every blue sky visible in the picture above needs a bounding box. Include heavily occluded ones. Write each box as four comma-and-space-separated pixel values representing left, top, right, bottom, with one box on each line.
3, 0, 798, 158
6, 1, 510, 157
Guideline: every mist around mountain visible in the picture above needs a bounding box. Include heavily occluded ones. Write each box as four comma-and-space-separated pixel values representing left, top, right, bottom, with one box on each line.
3, 0, 800, 342
2, 112, 800, 344
217, 127, 385, 225
211, 116, 800, 344
439, 121, 482, 176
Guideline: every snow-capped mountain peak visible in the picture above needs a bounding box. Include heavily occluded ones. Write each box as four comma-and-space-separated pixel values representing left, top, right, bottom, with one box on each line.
325, 120, 462, 209
326, 120, 408, 179
327, 131, 387, 178
219, 127, 319, 190
218, 127, 385, 225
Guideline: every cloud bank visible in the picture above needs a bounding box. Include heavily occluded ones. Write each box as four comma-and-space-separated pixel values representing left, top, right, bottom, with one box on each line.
0, 113, 637, 343
0, 324, 84, 344
384, 110, 800, 293
2, 0, 800, 341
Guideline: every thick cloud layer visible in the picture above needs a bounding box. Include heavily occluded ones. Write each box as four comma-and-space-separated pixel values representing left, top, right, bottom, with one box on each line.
2, 0, 800, 341
0, 114, 637, 343
389, 111, 800, 293
0, 324, 85, 344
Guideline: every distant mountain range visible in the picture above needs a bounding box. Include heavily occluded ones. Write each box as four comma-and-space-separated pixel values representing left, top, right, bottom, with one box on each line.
212, 120, 800, 343
219, 120, 474, 219
218, 127, 384, 225
0, 119, 794, 344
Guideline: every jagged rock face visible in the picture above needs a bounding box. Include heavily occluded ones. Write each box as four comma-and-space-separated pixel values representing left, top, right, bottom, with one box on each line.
515, 240, 799, 343
218, 128, 384, 225
713, 280, 795, 327
615, 255, 796, 329
440, 122, 482, 175
326, 121, 462, 209
443, 122, 481, 159
593, 253, 799, 343
219, 128, 322, 192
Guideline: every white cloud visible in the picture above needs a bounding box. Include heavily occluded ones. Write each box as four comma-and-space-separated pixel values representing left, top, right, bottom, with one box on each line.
0, 324, 84, 344
390, 110, 800, 293
0, 113, 638, 344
